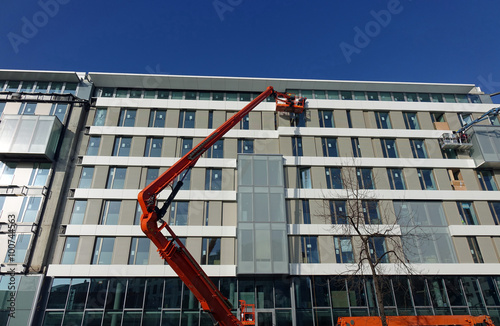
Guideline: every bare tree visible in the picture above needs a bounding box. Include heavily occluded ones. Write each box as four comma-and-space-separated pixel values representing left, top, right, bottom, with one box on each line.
322, 165, 422, 326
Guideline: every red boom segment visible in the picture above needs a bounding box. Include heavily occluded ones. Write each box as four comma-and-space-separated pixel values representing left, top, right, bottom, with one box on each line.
138, 86, 305, 325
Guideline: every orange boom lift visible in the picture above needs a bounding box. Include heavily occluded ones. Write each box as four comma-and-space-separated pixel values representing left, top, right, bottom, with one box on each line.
337, 314, 495, 326
137, 87, 305, 326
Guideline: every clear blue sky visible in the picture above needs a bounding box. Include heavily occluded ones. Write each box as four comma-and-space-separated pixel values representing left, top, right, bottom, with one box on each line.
1, 0, 499, 101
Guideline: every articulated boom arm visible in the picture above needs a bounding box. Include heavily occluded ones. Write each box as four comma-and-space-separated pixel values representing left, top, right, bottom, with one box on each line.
137, 86, 305, 325
456, 106, 500, 135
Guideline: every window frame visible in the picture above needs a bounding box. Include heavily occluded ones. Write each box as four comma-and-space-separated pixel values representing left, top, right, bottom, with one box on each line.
410, 139, 428, 158
318, 110, 334, 128
381, 138, 398, 158
387, 168, 406, 190
91, 237, 115, 265
375, 111, 392, 129
144, 137, 163, 157
128, 237, 150, 265
117, 108, 137, 127
417, 169, 436, 190
357, 168, 374, 189
106, 167, 127, 189
205, 168, 222, 190
112, 136, 132, 157
148, 109, 166, 128
322, 137, 338, 157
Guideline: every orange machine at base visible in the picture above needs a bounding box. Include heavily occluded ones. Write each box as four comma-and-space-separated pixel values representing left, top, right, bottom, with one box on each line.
138, 86, 305, 326
337, 315, 495, 326
239, 300, 255, 325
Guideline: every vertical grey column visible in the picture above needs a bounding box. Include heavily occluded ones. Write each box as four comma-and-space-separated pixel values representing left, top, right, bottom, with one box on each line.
237, 155, 289, 274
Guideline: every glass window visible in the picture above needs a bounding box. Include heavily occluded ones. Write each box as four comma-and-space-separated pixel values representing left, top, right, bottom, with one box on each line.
144, 90, 156, 99
171, 91, 183, 99
128, 237, 150, 265
49, 82, 63, 93
363, 201, 380, 224
101, 88, 114, 97
5, 81, 20, 92
380, 92, 392, 101
112, 136, 132, 156
432, 93, 444, 102
366, 92, 379, 101
106, 167, 127, 189
325, 167, 342, 189
20, 81, 35, 92
340, 91, 352, 100
328, 90, 340, 99
118, 109, 136, 127
70, 200, 87, 224
410, 139, 427, 158
240, 114, 250, 129
318, 110, 334, 127
148, 109, 166, 127
457, 94, 469, 103
100, 200, 121, 225
381, 138, 398, 158
299, 167, 312, 189
198, 91, 210, 100
357, 168, 374, 189
205, 168, 222, 190
4, 234, 31, 263
291, 111, 307, 127
0, 162, 15, 185
301, 199, 311, 224
144, 137, 163, 157
334, 237, 354, 263
29, 163, 50, 186
467, 237, 484, 263
134, 202, 142, 225
129, 89, 142, 98
78, 167, 94, 188
18, 102, 36, 115
35, 82, 49, 93
393, 92, 405, 101
443, 94, 457, 103
146, 167, 159, 185
239, 92, 251, 101
369, 237, 388, 263
418, 93, 431, 102
314, 90, 326, 99
178, 110, 195, 128
61, 237, 79, 264
205, 139, 223, 158
237, 139, 254, 154
158, 90, 169, 99
354, 91, 366, 100
406, 93, 418, 102
92, 237, 115, 264
292, 137, 303, 156
351, 138, 361, 157
322, 137, 338, 157
86, 136, 101, 156
488, 202, 500, 225
301, 90, 313, 99
169, 201, 188, 225
417, 169, 436, 190
387, 168, 406, 190
460, 113, 473, 126
18, 197, 41, 223
330, 200, 347, 224
457, 202, 478, 225
201, 238, 221, 265
212, 92, 224, 101
346, 110, 352, 128
115, 89, 128, 98
50, 104, 68, 122
180, 138, 193, 157
207, 110, 214, 128
375, 112, 391, 129
64, 82, 77, 95
0, 102, 5, 115
226, 92, 238, 101
301, 236, 320, 263
403, 112, 420, 129
93, 108, 107, 126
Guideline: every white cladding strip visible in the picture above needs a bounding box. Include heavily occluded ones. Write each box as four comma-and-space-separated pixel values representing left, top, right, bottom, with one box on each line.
306, 100, 494, 113
288, 224, 401, 236
73, 189, 236, 201
64, 225, 236, 237
82, 156, 237, 168
95, 97, 276, 111
279, 127, 450, 139
283, 156, 476, 169
285, 189, 500, 201
94, 97, 492, 114
47, 264, 237, 277
289, 263, 500, 275
449, 225, 500, 237
89, 126, 279, 139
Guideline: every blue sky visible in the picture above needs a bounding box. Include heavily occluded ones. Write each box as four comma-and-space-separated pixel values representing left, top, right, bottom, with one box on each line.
0, 0, 499, 101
